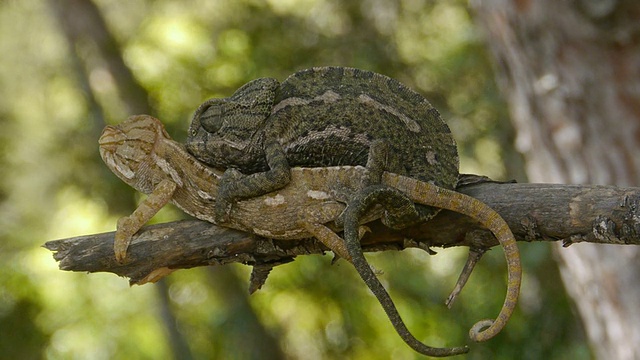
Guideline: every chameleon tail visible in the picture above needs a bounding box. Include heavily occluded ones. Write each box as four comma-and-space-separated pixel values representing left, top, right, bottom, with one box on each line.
463, 208, 520, 342
343, 185, 469, 357
383, 173, 522, 343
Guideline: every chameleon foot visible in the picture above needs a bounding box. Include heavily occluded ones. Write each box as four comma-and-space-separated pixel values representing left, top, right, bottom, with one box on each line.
114, 216, 135, 262
214, 168, 246, 223
446, 247, 487, 308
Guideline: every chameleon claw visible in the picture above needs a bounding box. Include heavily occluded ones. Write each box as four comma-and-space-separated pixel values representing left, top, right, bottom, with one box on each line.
113, 234, 130, 263
213, 183, 233, 223
114, 216, 134, 263
334, 209, 346, 227
214, 169, 245, 223
357, 225, 371, 239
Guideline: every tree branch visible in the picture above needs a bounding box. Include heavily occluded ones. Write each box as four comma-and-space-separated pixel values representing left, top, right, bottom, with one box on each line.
44, 182, 640, 284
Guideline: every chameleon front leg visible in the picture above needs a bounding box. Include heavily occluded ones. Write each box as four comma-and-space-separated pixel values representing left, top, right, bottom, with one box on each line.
339, 185, 470, 357
215, 141, 291, 222
114, 179, 177, 262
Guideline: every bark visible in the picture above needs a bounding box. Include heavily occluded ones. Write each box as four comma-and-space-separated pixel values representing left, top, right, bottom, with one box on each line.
44, 182, 640, 285
472, 1, 640, 358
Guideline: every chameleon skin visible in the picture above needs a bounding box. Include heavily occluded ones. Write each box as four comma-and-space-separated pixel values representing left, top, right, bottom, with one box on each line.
101, 115, 519, 353
99, 115, 351, 243
185, 66, 459, 226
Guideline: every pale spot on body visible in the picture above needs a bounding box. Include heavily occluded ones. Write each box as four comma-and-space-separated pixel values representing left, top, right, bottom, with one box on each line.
307, 190, 331, 200
153, 154, 184, 187
264, 194, 286, 206
197, 190, 214, 201
316, 90, 341, 103
285, 125, 370, 150
425, 150, 438, 165
272, 90, 342, 113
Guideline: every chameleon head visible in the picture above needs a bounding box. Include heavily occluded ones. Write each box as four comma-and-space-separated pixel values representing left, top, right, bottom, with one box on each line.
185, 98, 265, 171
99, 115, 169, 185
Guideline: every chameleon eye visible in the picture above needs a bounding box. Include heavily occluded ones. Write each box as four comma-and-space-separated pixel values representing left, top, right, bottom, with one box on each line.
200, 105, 224, 133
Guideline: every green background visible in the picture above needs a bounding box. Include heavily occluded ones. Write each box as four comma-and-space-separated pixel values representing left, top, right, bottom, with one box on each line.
0, 1, 587, 359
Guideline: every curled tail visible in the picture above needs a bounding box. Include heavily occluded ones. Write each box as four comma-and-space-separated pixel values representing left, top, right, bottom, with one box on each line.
342, 185, 469, 357
383, 173, 522, 342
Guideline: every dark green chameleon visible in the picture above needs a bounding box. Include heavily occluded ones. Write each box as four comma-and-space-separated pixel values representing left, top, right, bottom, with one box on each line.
185, 67, 515, 357
186, 67, 458, 222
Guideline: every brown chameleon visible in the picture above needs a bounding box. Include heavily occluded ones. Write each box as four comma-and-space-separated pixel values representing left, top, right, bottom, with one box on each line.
100, 115, 520, 356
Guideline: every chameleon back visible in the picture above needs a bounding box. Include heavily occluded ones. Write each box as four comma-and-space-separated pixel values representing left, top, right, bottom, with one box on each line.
270, 67, 459, 191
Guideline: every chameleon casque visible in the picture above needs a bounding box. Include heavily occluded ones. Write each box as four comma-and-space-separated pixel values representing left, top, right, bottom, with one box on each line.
100, 115, 520, 357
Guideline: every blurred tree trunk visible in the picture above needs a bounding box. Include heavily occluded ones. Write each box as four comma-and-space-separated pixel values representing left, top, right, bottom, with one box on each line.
472, 1, 640, 358
48, 0, 284, 358
48, 0, 151, 117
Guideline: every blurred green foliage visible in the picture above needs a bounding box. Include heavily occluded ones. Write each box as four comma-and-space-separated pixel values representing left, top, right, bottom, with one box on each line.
0, 0, 588, 359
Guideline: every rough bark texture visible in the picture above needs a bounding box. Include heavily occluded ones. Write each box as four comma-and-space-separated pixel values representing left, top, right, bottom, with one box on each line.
472, 1, 640, 358
45, 182, 640, 285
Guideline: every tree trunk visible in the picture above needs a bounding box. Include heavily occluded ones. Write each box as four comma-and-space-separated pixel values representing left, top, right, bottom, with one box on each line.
472, 1, 640, 358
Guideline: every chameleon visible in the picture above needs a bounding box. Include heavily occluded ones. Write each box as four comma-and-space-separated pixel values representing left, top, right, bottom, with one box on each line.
185, 67, 520, 336
100, 114, 521, 356
185, 66, 459, 228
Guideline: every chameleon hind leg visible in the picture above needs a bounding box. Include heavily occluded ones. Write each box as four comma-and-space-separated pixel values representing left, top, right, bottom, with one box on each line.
336, 139, 424, 228
334, 184, 469, 357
